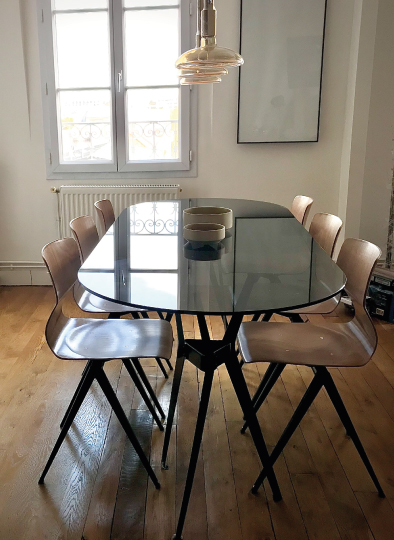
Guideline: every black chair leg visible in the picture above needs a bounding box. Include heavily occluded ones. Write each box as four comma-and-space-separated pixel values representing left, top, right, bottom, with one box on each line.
94, 367, 160, 489
261, 312, 272, 322
241, 363, 285, 434
321, 367, 385, 497
60, 360, 92, 428
132, 359, 165, 418
225, 353, 282, 502
122, 359, 164, 431
164, 358, 174, 371
156, 357, 169, 379
252, 371, 324, 493
39, 361, 96, 484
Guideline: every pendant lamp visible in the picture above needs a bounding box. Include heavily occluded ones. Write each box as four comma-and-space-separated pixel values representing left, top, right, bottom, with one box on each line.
176, 0, 244, 85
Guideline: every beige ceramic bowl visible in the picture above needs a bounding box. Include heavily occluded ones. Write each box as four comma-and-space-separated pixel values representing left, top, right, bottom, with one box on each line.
183, 206, 233, 229
183, 223, 225, 242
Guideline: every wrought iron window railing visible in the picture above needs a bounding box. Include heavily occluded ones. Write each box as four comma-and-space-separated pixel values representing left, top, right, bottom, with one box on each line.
61, 121, 179, 162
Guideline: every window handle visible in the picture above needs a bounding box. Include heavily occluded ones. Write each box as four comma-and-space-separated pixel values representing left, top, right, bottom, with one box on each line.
117, 70, 123, 92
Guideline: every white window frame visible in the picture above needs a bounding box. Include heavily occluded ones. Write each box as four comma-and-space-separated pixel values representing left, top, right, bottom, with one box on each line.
36, 0, 197, 180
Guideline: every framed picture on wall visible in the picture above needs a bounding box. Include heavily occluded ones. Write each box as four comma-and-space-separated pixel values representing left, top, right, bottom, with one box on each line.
237, 0, 327, 144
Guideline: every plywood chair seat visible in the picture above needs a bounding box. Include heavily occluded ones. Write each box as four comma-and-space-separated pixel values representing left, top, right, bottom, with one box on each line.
52, 316, 173, 361
238, 307, 371, 368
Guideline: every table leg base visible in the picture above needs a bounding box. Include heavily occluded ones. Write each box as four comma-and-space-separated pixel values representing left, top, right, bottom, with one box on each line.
161, 461, 169, 470
172, 535, 183, 540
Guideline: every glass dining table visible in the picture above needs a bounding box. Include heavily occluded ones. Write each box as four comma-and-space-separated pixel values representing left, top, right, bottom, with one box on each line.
79, 198, 346, 540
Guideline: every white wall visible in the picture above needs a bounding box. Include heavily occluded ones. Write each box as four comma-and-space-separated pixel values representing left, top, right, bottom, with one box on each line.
359, 0, 394, 257
0, 0, 392, 284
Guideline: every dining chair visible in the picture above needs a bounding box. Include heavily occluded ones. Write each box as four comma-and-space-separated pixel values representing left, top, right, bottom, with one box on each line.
94, 198, 115, 238
280, 212, 343, 318
238, 238, 385, 498
290, 195, 314, 226
39, 237, 174, 487
70, 215, 173, 380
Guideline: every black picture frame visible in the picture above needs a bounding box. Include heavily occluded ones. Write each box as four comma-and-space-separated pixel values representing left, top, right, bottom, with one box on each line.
237, 0, 327, 144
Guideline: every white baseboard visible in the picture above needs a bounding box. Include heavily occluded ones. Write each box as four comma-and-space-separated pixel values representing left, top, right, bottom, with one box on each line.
0, 262, 51, 286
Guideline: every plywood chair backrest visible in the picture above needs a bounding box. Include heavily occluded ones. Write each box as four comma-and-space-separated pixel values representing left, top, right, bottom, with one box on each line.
42, 238, 81, 353
70, 215, 99, 263
94, 199, 115, 237
42, 238, 80, 302
291, 195, 314, 226
337, 238, 381, 357
309, 213, 343, 258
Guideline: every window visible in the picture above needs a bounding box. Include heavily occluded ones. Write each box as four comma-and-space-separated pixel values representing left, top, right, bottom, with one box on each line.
37, 0, 195, 178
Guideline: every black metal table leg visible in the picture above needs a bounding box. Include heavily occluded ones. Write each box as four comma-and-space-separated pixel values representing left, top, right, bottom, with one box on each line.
162, 313, 185, 469
168, 312, 283, 539
172, 368, 214, 540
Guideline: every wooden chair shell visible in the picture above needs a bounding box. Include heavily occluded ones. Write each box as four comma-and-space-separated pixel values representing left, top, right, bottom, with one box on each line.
94, 199, 115, 238
290, 195, 314, 226
309, 212, 342, 258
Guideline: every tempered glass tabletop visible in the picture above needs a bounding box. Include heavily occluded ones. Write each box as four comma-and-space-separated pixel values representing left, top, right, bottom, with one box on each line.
78, 198, 346, 315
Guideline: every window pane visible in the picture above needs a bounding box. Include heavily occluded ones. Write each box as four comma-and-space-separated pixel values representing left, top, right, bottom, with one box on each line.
55, 12, 110, 88
129, 273, 178, 311
124, 9, 179, 87
126, 88, 179, 160
83, 230, 114, 269
130, 237, 178, 269
58, 90, 112, 162
54, 0, 108, 9
124, 0, 178, 7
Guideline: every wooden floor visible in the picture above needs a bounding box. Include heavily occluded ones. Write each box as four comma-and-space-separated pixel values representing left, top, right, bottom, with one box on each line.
1, 286, 394, 540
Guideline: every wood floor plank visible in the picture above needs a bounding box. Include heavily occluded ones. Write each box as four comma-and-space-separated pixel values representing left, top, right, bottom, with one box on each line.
111, 409, 153, 540
372, 344, 394, 389
144, 426, 176, 540
291, 473, 341, 540
356, 492, 394, 540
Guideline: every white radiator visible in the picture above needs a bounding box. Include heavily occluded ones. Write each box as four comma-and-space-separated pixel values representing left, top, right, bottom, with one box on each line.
54, 184, 180, 238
